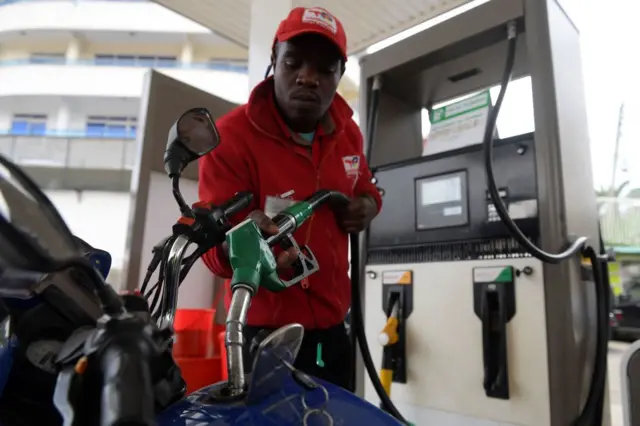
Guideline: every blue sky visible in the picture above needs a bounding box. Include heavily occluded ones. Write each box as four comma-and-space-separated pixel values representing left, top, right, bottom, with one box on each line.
580, 0, 639, 191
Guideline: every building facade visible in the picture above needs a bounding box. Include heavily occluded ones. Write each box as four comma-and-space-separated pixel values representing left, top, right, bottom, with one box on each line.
0, 0, 251, 179
0, 0, 362, 290
0, 0, 258, 288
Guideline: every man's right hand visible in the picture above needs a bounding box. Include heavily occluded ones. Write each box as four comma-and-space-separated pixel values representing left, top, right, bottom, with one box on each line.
248, 210, 298, 270
223, 210, 298, 270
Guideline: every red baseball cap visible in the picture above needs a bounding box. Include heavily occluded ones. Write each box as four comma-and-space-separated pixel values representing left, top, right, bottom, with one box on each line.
274, 7, 347, 61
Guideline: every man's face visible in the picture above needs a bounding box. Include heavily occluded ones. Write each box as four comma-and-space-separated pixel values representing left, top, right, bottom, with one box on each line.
273, 34, 343, 128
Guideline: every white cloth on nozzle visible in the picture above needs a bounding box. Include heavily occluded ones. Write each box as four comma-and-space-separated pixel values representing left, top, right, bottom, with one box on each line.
378, 333, 390, 347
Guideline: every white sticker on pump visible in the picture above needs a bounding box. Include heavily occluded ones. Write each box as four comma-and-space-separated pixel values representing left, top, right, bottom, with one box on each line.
443, 206, 463, 216
508, 199, 538, 219
473, 267, 509, 283
382, 270, 412, 285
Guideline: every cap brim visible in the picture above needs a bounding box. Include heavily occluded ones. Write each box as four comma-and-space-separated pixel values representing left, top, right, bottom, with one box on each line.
277, 28, 347, 61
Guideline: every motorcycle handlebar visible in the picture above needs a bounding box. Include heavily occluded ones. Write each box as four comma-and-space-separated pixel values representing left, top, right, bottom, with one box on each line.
99, 338, 155, 426
154, 194, 252, 329
220, 192, 253, 218
162, 190, 346, 332
160, 234, 190, 329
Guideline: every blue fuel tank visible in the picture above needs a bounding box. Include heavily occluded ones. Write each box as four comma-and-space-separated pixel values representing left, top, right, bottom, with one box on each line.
157, 374, 403, 426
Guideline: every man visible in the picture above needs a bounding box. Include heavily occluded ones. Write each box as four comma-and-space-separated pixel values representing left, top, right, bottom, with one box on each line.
198, 6, 381, 390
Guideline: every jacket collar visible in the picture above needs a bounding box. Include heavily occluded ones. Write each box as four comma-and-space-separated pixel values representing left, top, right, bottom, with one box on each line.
245, 77, 353, 144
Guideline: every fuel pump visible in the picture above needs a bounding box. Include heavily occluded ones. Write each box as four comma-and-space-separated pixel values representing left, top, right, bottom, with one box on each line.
355, 1, 609, 425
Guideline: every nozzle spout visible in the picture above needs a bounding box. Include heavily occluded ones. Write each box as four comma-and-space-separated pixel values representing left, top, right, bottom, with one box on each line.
225, 286, 252, 396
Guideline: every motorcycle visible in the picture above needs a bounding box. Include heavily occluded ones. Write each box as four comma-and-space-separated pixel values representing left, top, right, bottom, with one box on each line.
0, 241, 120, 425
0, 108, 404, 425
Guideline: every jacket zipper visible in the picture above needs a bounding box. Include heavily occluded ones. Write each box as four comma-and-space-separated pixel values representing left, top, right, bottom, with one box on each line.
268, 149, 319, 328
300, 139, 323, 330
247, 115, 331, 330
300, 138, 322, 263
302, 169, 321, 272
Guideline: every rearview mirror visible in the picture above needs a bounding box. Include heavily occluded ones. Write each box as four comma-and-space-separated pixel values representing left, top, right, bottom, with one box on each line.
164, 108, 220, 177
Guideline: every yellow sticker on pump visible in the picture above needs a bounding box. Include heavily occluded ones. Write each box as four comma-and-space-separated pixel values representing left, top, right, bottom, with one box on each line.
382, 270, 413, 285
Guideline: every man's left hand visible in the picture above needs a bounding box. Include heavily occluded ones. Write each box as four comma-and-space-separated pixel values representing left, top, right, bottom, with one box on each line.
337, 195, 379, 234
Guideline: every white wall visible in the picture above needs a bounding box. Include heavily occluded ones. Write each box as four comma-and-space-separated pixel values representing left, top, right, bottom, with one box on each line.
0, 65, 249, 104
0, 96, 141, 131
0, 32, 247, 63
0, 0, 213, 35
136, 173, 215, 309
42, 186, 213, 308
0, 96, 62, 130
44, 190, 130, 287
0, 67, 248, 132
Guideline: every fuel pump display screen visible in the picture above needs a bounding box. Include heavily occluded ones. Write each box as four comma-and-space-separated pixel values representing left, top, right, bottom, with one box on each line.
368, 132, 538, 252
415, 171, 468, 230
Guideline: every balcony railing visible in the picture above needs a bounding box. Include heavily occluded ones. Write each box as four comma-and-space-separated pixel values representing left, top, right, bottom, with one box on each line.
0, 0, 150, 6
0, 133, 136, 170
0, 128, 137, 138
0, 57, 249, 73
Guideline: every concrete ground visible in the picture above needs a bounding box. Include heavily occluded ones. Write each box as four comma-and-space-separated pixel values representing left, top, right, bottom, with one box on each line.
609, 341, 629, 426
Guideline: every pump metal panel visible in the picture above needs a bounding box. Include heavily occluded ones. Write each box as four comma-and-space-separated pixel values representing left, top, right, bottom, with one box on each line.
358, 0, 603, 424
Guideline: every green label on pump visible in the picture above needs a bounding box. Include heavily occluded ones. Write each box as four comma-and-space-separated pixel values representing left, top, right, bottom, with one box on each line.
473, 266, 513, 284
430, 91, 490, 124
424, 90, 491, 157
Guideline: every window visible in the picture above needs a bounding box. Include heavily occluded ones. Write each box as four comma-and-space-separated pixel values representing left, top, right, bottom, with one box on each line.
28, 53, 65, 64
94, 54, 177, 68
208, 59, 248, 72
10, 114, 48, 136
85, 116, 137, 138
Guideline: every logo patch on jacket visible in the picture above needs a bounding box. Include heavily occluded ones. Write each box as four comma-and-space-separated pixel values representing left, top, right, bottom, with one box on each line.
302, 7, 338, 34
342, 155, 360, 174
342, 155, 360, 189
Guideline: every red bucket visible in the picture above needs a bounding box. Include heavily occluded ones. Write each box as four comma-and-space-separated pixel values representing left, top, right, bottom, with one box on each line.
173, 309, 215, 358
176, 356, 222, 395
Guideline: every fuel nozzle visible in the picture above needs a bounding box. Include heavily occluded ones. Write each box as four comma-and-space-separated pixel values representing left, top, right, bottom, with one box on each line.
379, 296, 400, 347
378, 293, 402, 399
266, 190, 350, 248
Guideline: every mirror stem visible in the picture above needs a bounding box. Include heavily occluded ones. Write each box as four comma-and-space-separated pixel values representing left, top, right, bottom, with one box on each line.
171, 175, 193, 218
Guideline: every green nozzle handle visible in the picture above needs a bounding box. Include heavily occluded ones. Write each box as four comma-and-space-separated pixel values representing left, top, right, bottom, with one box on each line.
228, 190, 349, 295
227, 219, 291, 294
281, 201, 314, 226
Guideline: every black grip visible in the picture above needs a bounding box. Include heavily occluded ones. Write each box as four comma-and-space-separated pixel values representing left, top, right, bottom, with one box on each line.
480, 293, 493, 392
99, 342, 155, 426
221, 191, 253, 218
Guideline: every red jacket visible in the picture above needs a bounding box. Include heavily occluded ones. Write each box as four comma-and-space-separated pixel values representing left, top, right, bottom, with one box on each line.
198, 77, 382, 330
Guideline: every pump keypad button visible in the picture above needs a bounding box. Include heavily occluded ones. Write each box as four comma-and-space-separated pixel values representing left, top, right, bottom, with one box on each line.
487, 204, 501, 222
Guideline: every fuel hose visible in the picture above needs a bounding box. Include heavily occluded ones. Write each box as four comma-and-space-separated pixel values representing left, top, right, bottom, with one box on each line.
484, 21, 608, 426
349, 74, 410, 424
350, 234, 410, 424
